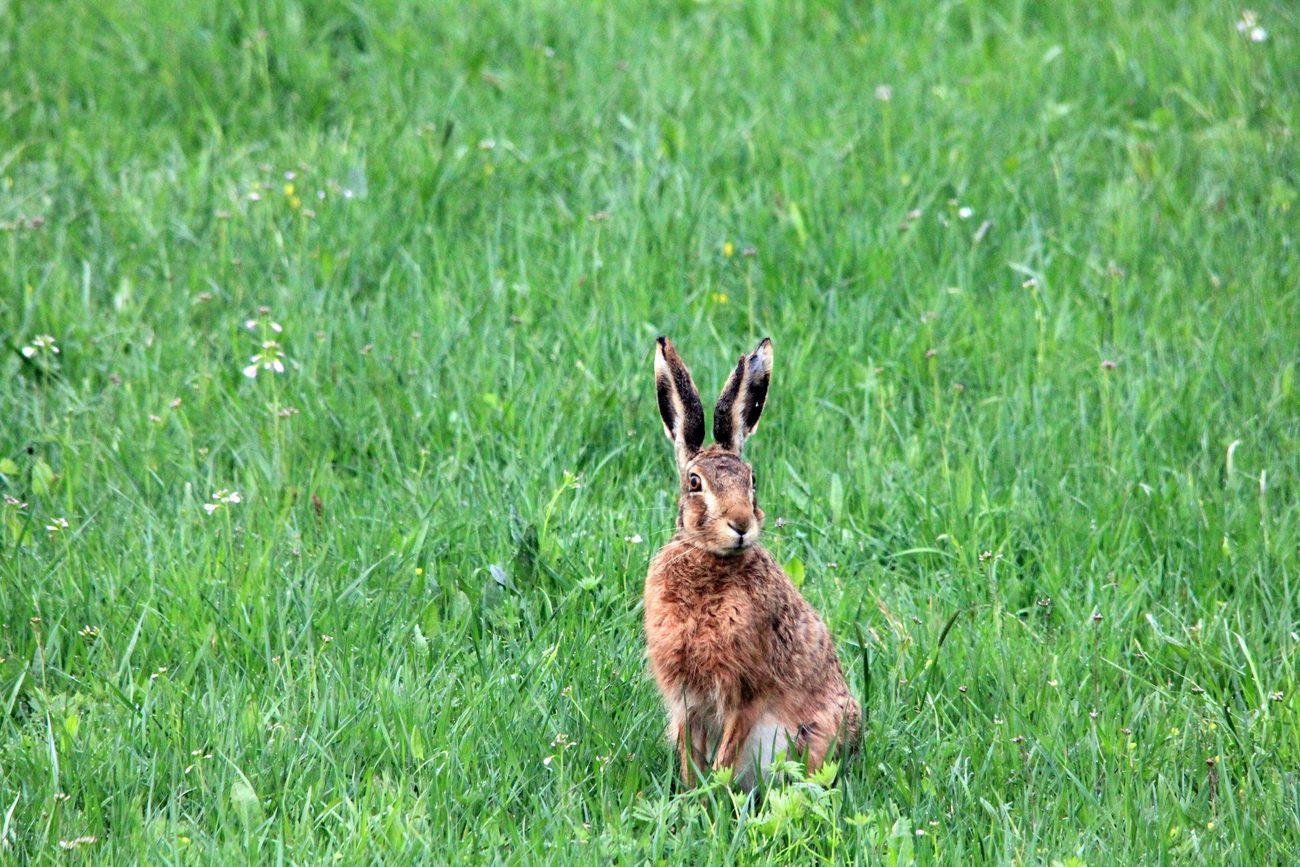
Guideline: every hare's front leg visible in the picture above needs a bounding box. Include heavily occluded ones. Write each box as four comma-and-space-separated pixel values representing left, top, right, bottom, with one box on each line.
672, 705, 709, 784
712, 704, 760, 773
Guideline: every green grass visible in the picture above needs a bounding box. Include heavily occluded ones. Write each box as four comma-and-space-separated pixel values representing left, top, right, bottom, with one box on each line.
2, 0, 1298, 862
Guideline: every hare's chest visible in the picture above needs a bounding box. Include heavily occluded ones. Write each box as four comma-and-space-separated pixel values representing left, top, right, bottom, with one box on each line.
647, 583, 760, 690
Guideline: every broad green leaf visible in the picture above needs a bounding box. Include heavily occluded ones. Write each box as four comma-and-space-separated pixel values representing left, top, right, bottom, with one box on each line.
787, 201, 808, 246
31, 458, 56, 496
230, 777, 263, 827
784, 557, 805, 588
828, 472, 844, 522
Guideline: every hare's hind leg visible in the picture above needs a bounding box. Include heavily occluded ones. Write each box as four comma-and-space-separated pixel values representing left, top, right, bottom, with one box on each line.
803, 700, 861, 773
802, 722, 831, 771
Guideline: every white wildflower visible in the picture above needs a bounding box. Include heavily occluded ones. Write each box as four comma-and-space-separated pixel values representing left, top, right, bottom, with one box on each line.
21, 334, 59, 358
244, 315, 283, 333
203, 489, 242, 515
243, 340, 287, 378
58, 836, 98, 850
1237, 10, 1267, 42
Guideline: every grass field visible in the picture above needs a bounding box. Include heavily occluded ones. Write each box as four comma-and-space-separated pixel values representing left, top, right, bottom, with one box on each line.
2, 0, 1299, 862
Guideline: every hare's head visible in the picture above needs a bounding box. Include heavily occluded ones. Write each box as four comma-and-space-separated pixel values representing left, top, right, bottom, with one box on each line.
654, 336, 772, 556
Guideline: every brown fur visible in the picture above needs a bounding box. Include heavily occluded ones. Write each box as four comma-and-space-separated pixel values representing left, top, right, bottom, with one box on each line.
644, 339, 860, 789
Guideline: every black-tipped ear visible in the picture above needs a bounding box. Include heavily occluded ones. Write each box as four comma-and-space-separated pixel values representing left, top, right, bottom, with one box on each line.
655, 337, 705, 469
713, 337, 772, 454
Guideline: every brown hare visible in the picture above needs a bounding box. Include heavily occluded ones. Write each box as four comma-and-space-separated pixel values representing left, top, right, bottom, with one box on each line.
643, 336, 860, 790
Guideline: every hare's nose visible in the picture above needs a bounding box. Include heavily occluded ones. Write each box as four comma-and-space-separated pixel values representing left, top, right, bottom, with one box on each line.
728, 520, 751, 537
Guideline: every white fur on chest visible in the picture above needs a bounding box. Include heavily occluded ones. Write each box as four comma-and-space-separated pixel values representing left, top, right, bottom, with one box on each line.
737, 714, 794, 789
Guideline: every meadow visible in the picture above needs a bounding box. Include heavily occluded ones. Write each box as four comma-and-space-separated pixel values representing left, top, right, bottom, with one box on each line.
2, 0, 1298, 862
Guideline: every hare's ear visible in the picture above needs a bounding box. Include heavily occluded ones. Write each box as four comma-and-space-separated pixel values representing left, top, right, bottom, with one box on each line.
713, 337, 772, 454
655, 337, 705, 470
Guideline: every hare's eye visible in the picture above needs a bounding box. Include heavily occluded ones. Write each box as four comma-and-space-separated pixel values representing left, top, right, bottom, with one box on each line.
688, 473, 702, 492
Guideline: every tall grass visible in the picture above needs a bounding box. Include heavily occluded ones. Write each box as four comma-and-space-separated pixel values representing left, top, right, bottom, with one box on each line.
2, 0, 1298, 862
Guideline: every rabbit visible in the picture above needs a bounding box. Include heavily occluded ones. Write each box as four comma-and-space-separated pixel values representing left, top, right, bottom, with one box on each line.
643, 336, 861, 790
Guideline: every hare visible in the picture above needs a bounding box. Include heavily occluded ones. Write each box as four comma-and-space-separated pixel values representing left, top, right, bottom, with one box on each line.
643, 336, 860, 789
